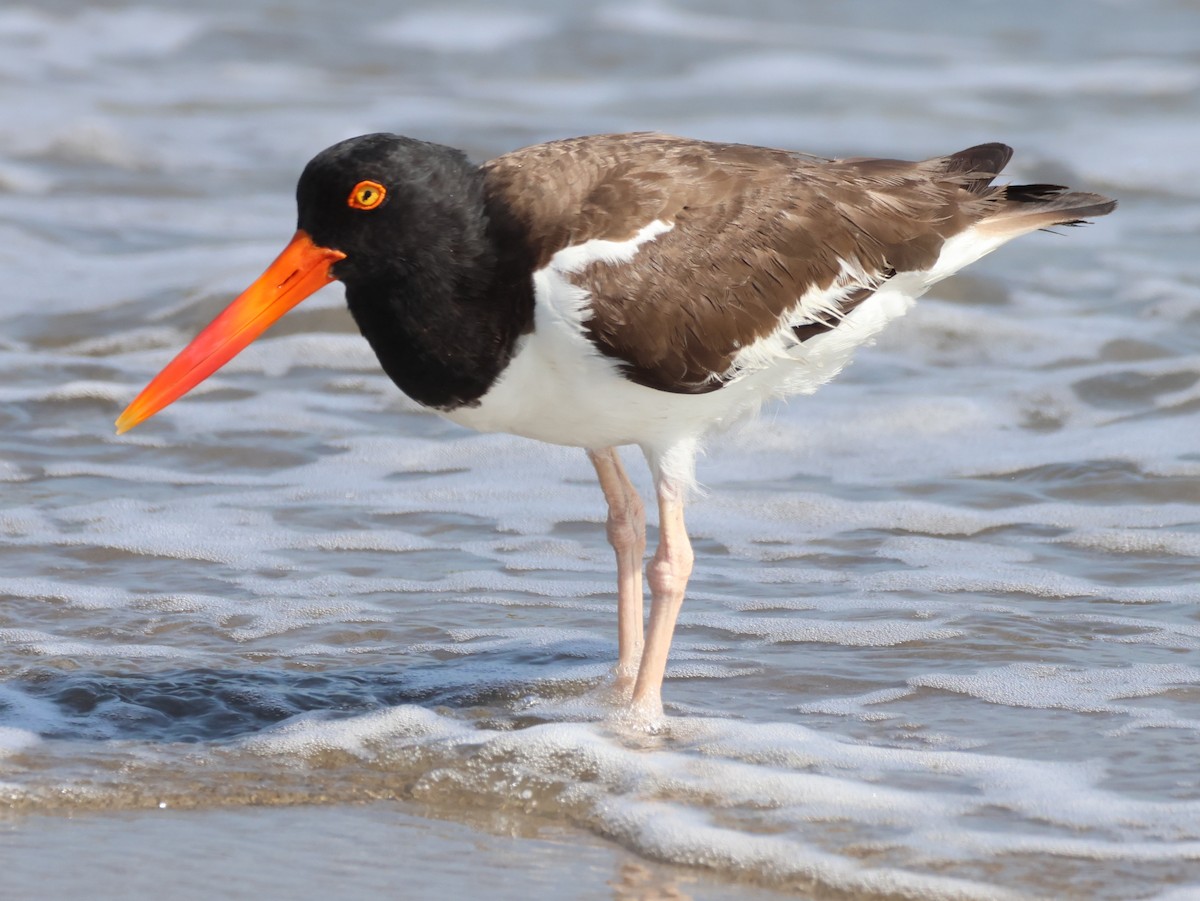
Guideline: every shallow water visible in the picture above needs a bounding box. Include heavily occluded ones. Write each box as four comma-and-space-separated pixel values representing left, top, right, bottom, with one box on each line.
2, 0, 1199, 899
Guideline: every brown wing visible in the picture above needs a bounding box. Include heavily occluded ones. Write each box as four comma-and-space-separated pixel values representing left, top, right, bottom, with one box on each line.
481, 134, 1043, 393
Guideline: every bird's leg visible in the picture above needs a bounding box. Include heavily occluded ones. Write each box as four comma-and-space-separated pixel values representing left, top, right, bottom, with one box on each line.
587, 448, 646, 692
630, 478, 694, 719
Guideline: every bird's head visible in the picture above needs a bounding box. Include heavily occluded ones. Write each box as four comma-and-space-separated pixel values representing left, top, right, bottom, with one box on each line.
115, 132, 470, 435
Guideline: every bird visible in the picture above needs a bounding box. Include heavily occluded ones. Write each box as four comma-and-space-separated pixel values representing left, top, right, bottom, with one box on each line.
115, 132, 1115, 720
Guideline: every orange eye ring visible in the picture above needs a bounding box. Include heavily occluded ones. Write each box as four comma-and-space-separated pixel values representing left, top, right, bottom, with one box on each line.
348, 180, 387, 211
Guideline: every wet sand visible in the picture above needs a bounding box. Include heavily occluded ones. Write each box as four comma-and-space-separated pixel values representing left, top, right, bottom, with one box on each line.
2, 803, 791, 901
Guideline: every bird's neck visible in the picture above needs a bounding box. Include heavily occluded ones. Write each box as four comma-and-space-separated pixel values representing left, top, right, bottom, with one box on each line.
343, 178, 536, 411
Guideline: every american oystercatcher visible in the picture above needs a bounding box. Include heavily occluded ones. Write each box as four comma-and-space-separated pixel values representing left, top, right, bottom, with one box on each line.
116, 132, 1115, 719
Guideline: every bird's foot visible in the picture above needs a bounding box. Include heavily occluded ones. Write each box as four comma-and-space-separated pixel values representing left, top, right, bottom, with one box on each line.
585, 663, 637, 707
604, 693, 667, 734
627, 691, 664, 724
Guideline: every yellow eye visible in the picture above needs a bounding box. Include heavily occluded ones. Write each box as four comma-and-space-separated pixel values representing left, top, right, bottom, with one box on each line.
348, 180, 387, 211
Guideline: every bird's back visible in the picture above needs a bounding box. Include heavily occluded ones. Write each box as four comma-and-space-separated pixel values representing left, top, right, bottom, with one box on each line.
480, 133, 1114, 398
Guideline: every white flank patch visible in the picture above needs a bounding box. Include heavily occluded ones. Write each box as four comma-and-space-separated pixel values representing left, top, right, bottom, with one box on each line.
550, 219, 675, 273
923, 227, 1015, 281
445, 224, 1026, 491
726, 226, 1026, 396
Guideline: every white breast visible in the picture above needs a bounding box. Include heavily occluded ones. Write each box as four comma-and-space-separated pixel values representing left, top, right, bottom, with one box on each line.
442, 222, 710, 483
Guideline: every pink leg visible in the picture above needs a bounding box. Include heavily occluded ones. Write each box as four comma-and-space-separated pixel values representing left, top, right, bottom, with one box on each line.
630, 479, 694, 719
587, 448, 646, 688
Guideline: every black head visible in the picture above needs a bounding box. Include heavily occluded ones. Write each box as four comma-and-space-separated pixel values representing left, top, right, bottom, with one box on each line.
116, 131, 530, 433
296, 132, 485, 286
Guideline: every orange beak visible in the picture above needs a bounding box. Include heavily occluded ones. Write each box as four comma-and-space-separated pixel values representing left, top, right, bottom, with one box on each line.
115, 230, 346, 434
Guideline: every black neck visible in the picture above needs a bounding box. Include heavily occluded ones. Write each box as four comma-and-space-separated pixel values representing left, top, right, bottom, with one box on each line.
341, 174, 535, 411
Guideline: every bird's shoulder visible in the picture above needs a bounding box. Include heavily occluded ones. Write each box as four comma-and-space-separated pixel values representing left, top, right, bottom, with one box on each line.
481, 133, 824, 263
